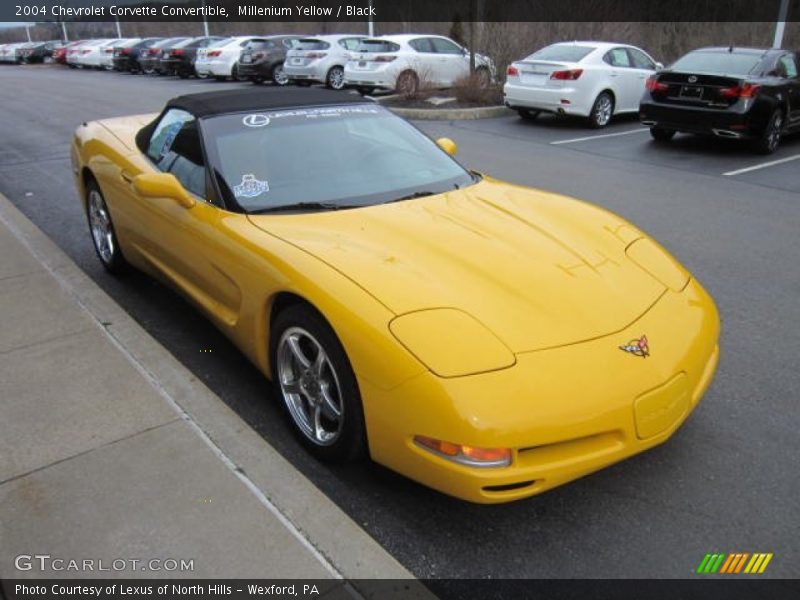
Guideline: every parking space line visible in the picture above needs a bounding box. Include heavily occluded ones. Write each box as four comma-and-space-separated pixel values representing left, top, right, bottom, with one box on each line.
723, 154, 800, 176
550, 128, 648, 145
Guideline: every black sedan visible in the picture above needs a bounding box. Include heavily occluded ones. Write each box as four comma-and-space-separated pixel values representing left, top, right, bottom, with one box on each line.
112, 38, 161, 73
158, 36, 224, 78
237, 35, 303, 85
640, 47, 800, 153
138, 37, 190, 75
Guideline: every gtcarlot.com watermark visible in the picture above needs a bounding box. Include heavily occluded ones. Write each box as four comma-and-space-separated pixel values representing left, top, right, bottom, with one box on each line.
14, 554, 195, 572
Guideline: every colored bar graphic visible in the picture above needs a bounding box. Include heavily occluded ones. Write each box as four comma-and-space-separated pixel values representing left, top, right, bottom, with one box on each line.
699, 552, 773, 575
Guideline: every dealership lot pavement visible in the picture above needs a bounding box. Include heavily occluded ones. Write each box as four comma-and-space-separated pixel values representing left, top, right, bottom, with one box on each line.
0, 65, 798, 581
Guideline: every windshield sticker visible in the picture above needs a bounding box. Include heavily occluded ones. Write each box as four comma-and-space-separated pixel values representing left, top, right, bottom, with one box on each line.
243, 114, 271, 127
262, 106, 382, 122
233, 174, 269, 198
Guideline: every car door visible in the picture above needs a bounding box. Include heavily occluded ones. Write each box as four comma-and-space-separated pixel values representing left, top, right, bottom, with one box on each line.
627, 47, 657, 104
118, 109, 247, 327
407, 37, 442, 85
430, 37, 470, 86
602, 47, 641, 112
777, 53, 800, 128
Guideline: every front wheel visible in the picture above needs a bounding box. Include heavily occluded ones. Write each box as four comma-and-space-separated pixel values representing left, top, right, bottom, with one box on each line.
753, 109, 784, 154
271, 304, 367, 462
588, 92, 614, 128
650, 127, 676, 141
326, 65, 345, 90
86, 180, 127, 274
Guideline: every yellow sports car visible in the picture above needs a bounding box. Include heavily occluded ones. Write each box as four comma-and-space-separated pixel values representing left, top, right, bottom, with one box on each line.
72, 88, 719, 503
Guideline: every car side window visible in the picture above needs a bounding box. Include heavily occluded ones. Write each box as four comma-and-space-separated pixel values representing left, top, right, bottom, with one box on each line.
339, 38, 362, 51
409, 38, 435, 53
604, 48, 632, 68
431, 38, 463, 55
146, 109, 206, 199
778, 55, 798, 78
628, 48, 655, 70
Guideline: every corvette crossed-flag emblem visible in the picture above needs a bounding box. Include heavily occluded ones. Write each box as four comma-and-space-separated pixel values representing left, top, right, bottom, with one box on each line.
619, 335, 650, 358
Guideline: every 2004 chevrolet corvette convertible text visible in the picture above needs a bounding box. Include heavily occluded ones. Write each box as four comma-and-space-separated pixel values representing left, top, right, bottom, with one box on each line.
71, 88, 719, 503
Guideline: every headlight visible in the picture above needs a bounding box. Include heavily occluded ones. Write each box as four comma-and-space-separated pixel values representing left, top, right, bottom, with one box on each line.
389, 308, 515, 377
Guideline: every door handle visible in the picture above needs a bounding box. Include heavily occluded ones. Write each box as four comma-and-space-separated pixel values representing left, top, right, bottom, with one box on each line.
120, 170, 135, 184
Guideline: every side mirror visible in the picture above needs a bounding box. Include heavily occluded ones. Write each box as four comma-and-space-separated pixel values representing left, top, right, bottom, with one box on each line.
655, 62, 664, 70
436, 137, 458, 156
133, 172, 195, 209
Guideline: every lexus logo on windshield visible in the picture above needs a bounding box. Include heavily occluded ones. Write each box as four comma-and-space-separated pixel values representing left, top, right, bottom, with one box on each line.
243, 114, 271, 127
688, 75, 698, 83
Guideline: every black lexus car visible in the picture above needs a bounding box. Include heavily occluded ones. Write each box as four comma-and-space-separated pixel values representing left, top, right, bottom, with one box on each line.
158, 36, 224, 78
236, 35, 304, 85
112, 38, 161, 73
640, 47, 800, 153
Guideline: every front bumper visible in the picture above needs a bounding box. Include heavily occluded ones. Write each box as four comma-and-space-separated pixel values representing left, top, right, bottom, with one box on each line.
639, 99, 768, 139
503, 82, 592, 117
362, 277, 720, 503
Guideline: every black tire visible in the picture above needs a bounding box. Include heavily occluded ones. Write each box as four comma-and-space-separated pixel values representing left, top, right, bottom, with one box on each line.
326, 65, 345, 90
85, 179, 128, 275
270, 304, 367, 462
518, 108, 540, 121
396, 70, 419, 95
271, 63, 289, 86
231, 63, 248, 82
650, 127, 676, 142
752, 109, 784, 155
588, 91, 614, 128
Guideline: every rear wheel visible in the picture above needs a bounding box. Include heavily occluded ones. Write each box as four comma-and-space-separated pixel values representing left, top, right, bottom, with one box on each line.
272, 63, 289, 85
396, 70, 419, 95
271, 304, 367, 462
232, 63, 248, 82
753, 109, 784, 154
86, 180, 127, 274
518, 108, 540, 121
326, 65, 345, 90
650, 127, 676, 142
588, 91, 614, 128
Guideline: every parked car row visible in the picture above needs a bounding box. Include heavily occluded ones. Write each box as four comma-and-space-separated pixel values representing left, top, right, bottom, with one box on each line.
2, 33, 494, 95
503, 41, 800, 153
0, 40, 64, 64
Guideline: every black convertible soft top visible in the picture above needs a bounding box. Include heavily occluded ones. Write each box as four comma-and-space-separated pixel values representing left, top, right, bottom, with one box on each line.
136, 88, 371, 153
166, 87, 369, 118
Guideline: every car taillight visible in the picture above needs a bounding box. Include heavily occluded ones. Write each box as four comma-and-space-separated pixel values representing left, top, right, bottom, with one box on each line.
507, 65, 519, 76
645, 76, 669, 92
121, 48, 131, 55
719, 82, 761, 98
207, 50, 221, 57
172, 49, 184, 56
305, 52, 327, 59
550, 68, 583, 80
374, 55, 396, 62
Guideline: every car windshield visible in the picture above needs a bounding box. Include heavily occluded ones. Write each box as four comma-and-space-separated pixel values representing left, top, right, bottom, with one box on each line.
670, 50, 763, 76
296, 39, 330, 50
527, 44, 595, 62
357, 40, 401, 53
201, 104, 474, 212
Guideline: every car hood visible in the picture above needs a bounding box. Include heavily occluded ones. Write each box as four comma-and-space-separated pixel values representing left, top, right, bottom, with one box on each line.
247, 178, 667, 353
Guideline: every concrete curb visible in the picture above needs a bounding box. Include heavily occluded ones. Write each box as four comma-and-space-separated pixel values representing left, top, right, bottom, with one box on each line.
0, 193, 433, 598
383, 104, 513, 120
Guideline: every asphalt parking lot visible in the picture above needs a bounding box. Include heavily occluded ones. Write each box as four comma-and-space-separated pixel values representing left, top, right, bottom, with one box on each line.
1, 64, 798, 581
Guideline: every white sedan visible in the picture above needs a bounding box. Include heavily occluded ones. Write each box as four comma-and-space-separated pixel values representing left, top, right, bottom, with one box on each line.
344, 34, 494, 95
195, 36, 271, 81
504, 42, 661, 127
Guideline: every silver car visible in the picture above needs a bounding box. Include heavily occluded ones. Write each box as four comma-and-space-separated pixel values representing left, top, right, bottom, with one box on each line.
283, 34, 366, 90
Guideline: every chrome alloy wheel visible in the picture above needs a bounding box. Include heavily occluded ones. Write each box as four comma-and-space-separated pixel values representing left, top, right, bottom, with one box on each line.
273, 64, 289, 85
594, 95, 613, 127
767, 113, 783, 152
88, 189, 114, 264
277, 326, 345, 446
328, 66, 345, 90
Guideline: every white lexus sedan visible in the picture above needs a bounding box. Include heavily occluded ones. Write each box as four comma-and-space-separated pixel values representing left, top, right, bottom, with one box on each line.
504, 42, 661, 127
344, 34, 494, 95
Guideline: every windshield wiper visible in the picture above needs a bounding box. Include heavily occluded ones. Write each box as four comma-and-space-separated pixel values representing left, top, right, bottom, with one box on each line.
249, 202, 353, 214
385, 191, 437, 204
